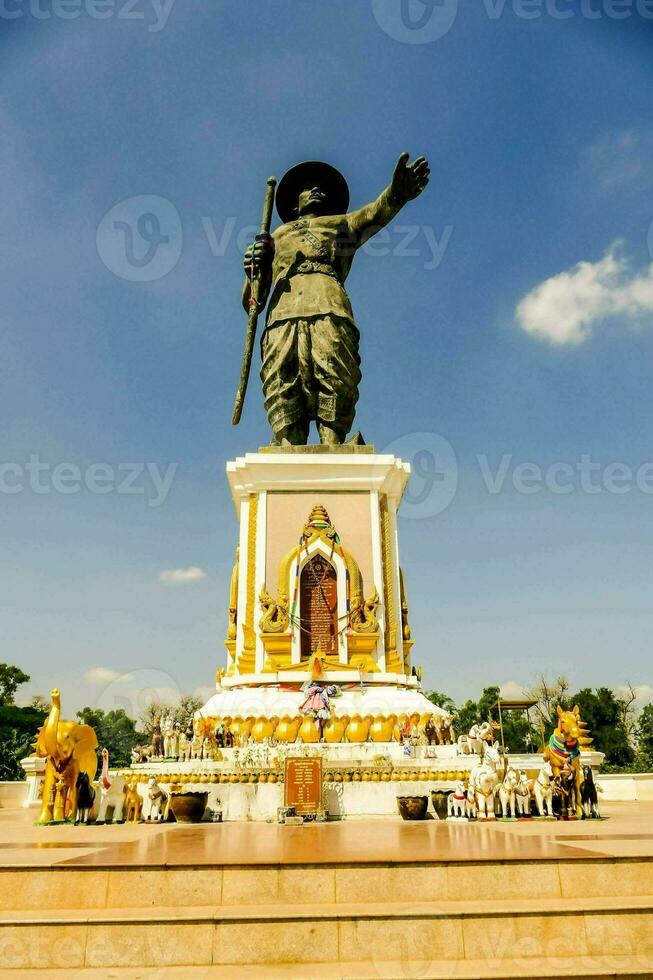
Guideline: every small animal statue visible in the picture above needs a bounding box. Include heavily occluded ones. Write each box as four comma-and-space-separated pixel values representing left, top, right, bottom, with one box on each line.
447, 780, 469, 819
468, 721, 495, 757
437, 712, 455, 745
53, 774, 68, 822
151, 715, 163, 758
579, 764, 601, 819
544, 705, 592, 820
424, 717, 438, 746
531, 761, 555, 818
224, 729, 234, 748
162, 714, 175, 758
191, 733, 204, 760
468, 743, 501, 819
96, 748, 126, 824
146, 776, 168, 822
124, 781, 142, 823
457, 733, 473, 755
498, 766, 519, 819
74, 771, 95, 824
215, 724, 225, 748
554, 764, 578, 820
178, 731, 191, 763
202, 736, 216, 761
169, 724, 180, 760
515, 770, 531, 817
466, 784, 477, 819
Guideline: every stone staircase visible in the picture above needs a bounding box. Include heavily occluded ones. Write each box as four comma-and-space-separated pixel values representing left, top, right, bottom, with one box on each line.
0, 857, 651, 977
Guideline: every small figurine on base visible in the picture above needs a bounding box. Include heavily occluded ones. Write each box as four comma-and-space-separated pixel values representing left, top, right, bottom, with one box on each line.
74, 772, 95, 825
580, 765, 602, 819
447, 780, 469, 820
498, 766, 519, 821
96, 749, 126, 824
515, 770, 531, 818
124, 781, 143, 823
146, 776, 168, 822
531, 761, 555, 819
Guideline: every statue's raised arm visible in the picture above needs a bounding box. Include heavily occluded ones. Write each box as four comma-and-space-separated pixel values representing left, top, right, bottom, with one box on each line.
238, 152, 430, 447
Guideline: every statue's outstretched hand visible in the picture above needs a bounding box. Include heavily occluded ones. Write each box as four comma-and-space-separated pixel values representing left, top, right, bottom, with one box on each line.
390, 152, 430, 205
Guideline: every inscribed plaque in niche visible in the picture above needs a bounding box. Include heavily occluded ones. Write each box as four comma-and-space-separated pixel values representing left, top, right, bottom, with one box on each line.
284, 756, 323, 815
300, 554, 338, 659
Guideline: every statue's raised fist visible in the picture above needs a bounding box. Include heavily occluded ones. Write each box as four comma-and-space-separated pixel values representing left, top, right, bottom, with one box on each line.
244, 234, 275, 279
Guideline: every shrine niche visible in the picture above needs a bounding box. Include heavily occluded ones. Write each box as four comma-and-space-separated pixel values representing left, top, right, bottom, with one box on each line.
299, 553, 338, 660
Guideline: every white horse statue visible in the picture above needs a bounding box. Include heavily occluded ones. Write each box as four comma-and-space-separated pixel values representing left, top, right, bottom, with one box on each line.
468, 743, 501, 819
447, 781, 468, 819
95, 748, 126, 824
498, 766, 519, 819
531, 761, 555, 818
515, 770, 531, 816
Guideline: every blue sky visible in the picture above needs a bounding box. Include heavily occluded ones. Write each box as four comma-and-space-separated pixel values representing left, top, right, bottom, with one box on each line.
2, 0, 653, 717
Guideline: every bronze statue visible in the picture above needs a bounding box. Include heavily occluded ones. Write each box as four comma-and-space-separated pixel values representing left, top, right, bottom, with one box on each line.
242, 153, 430, 445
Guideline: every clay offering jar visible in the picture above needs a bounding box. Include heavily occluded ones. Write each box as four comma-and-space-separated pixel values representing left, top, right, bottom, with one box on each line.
369, 715, 397, 743
169, 791, 208, 824
397, 796, 429, 821
345, 715, 370, 743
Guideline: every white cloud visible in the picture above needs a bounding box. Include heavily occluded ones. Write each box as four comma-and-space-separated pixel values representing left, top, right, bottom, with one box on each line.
516, 243, 653, 346
585, 128, 653, 193
84, 667, 134, 686
617, 684, 653, 708
158, 566, 207, 586
499, 680, 526, 701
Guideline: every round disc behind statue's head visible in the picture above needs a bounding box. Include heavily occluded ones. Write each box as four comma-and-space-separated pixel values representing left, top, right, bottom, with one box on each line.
276, 161, 349, 223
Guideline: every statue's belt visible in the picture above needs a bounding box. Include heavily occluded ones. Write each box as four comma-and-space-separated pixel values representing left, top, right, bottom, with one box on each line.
277, 261, 342, 283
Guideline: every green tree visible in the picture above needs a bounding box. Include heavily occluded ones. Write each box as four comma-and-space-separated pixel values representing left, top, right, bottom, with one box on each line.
635, 704, 653, 770
570, 687, 635, 769
425, 690, 456, 716
0, 664, 30, 706
171, 695, 202, 731
0, 666, 47, 780
76, 707, 140, 768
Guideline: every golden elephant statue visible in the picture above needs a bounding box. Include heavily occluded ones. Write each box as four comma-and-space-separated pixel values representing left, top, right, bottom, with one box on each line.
323, 715, 349, 743
251, 717, 278, 743
275, 716, 302, 743
345, 715, 371, 743
369, 715, 397, 742
35, 689, 98, 825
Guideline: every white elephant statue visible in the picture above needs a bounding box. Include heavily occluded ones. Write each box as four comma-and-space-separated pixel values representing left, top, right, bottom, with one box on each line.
468, 744, 501, 820
498, 766, 519, 819
95, 748, 126, 823
456, 734, 473, 755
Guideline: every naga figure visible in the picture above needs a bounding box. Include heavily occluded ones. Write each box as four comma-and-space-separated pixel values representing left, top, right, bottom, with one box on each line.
258, 586, 290, 633
242, 153, 430, 445
350, 587, 380, 634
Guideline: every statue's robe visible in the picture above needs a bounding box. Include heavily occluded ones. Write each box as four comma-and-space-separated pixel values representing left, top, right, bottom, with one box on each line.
260, 188, 401, 437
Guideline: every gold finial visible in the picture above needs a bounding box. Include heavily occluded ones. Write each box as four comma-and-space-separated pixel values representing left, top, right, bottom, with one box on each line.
307, 503, 331, 525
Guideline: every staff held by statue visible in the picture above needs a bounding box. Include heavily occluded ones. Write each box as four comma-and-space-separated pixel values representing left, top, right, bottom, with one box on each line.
231, 175, 277, 425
